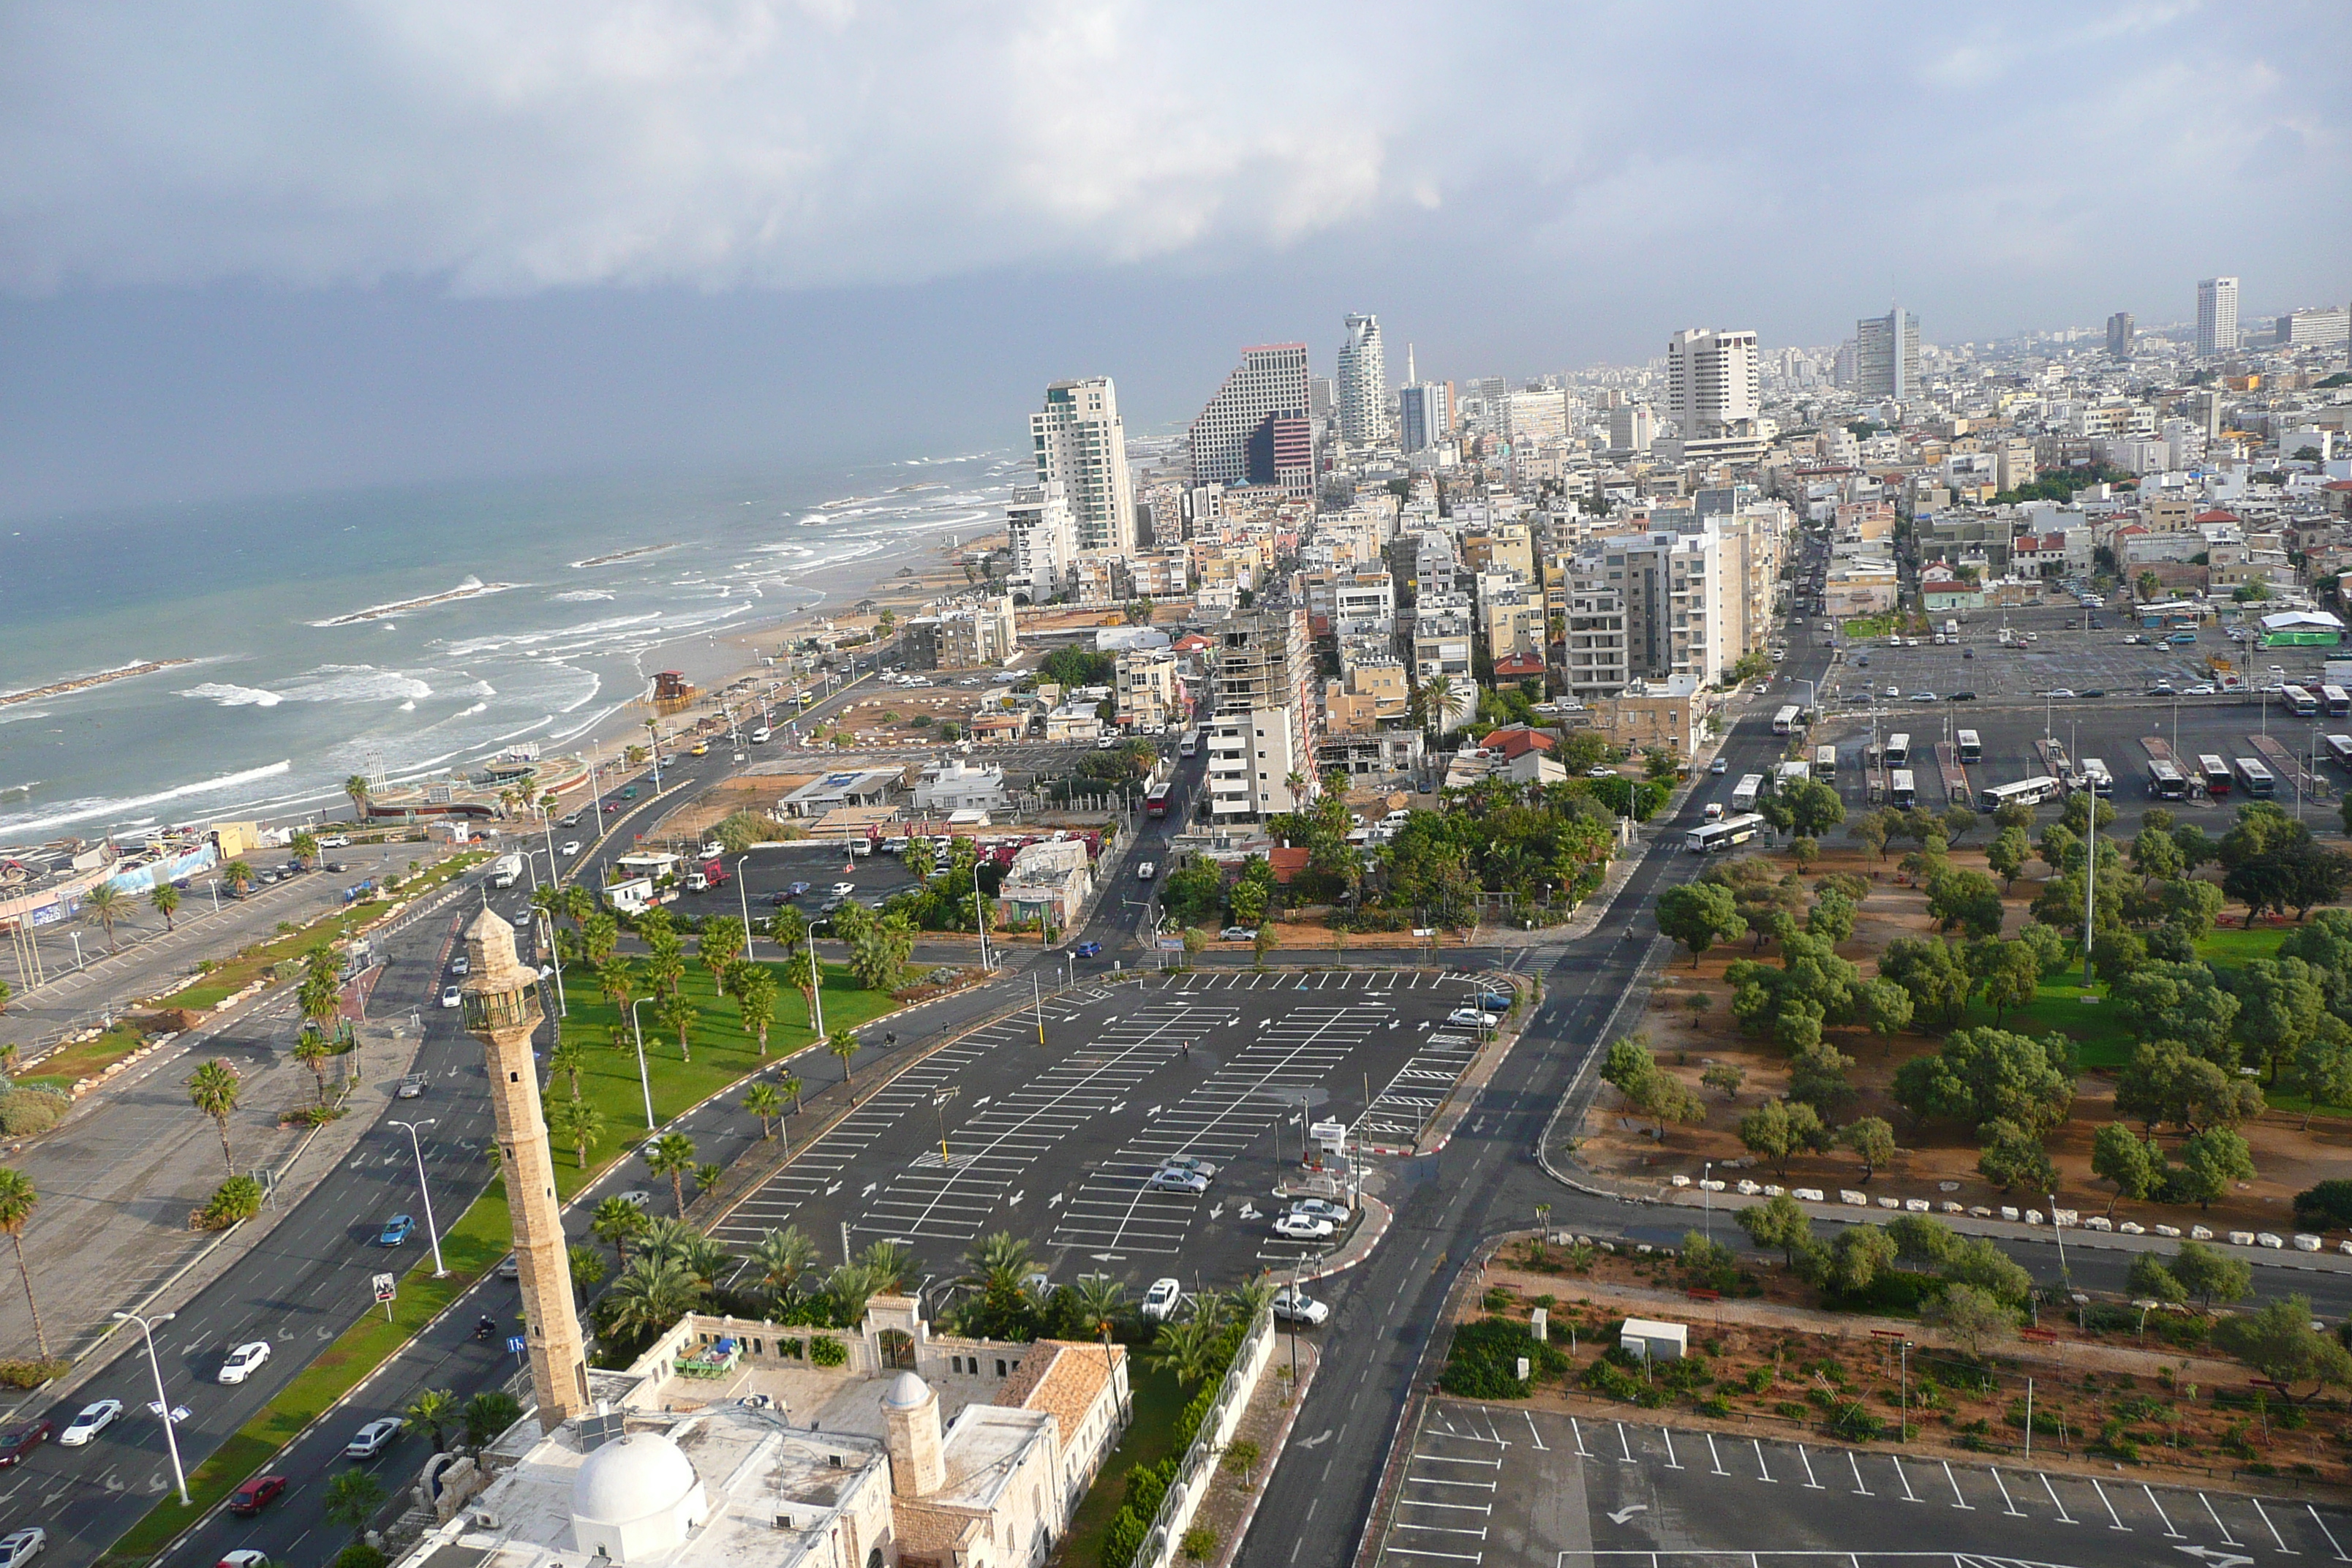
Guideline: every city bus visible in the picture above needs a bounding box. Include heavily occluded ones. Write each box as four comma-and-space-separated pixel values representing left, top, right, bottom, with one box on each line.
1885, 732, 1912, 766
1177, 732, 1197, 758
1772, 704, 1802, 736
2325, 685, 2351, 718
1814, 744, 1837, 775
2146, 759, 2190, 801
2327, 734, 2352, 771
2233, 756, 2277, 797
1686, 812, 1765, 854
1956, 728, 1982, 763
1978, 774, 2063, 812
2283, 685, 2318, 717
1730, 773, 1764, 813
1145, 782, 1173, 818
2079, 758, 2114, 798
1775, 760, 1811, 790
1888, 769, 1916, 807
2199, 754, 2233, 795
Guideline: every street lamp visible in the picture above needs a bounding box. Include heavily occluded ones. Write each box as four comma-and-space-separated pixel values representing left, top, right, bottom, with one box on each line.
625, 997, 658, 1131
1701, 1161, 1713, 1242
113, 1311, 189, 1504
389, 1117, 448, 1277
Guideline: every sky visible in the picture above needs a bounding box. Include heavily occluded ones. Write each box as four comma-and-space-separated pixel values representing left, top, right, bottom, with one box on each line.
2, 0, 2346, 519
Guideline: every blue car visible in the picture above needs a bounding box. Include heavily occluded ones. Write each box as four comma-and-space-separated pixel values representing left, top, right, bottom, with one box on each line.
377, 1215, 415, 1247
1073, 941, 1102, 959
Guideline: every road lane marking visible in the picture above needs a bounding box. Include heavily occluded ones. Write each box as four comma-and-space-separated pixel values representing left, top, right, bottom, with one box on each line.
1520, 1411, 1545, 1452
1569, 1419, 1591, 1459
1659, 1428, 1679, 1470
1705, 1432, 1726, 1477
2307, 1503, 2349, 1561
1750, 1439, 1774, 1483
1846, 1451, 1871, 1496
1614, 1423, 1634, 1463
1795, 1445, 1821, 1490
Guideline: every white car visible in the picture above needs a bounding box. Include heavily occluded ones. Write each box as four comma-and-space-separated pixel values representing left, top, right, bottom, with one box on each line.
58, 1400, 120, 1447
440, 985, 461, 1009
345, 1417, 403, 1458
0, 1530, 43, 1568
1447, 1008, 1500, 1029
1271, 1288, 1329, 1326
1703, 802, 1725, 821
1136, 861, 1156, 881
219, 1552, 270, 1568
615, 1190, 654, 1210
829, 882, 858, 898
1146, 1168, 1209, 1195
1159, 1153, 1219, 1180
2043, 688, 2077, 699
1883, 685, 1900, 698
450, 954, 468, 976
1287, 1198, 1351, 1224
559, 840, 581, 856
217, 1341, 272, 1384
1709, 758, 1728, 775
1140, 1278, 1183, 1322
1584, 766, 1613, 779
699, 843, 724, 860
2187, 683, 2217, 695
1273, 1213, 1336, 1240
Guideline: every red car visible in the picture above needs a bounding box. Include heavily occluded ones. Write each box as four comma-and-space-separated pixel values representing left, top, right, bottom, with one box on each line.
227, 1475, 288, 1516
0, 1421, 50, 1466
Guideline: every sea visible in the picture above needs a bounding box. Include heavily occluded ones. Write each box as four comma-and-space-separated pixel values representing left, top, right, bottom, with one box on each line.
0, 452, 1025, 847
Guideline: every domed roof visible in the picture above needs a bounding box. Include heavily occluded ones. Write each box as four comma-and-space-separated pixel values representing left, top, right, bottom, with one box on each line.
882, 1371, 932, 1410
573, 1431, 700, 1526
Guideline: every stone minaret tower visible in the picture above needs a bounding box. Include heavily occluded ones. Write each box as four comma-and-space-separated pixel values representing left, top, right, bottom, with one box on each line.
460, 907, 591, 1422
881, 1371, 945, 1497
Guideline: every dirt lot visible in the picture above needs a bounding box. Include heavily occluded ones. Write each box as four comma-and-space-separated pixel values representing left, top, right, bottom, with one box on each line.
1576, 841, 2352, 1240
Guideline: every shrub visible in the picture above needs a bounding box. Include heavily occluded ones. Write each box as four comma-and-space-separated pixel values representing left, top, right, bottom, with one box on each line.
0, 1088, 68, 1137
0, 1357, 69, 1388
192, 1175, 265, 1230
1442, 1318, 1567, 1398
333, 1547, 389, 1568
1181, 1526, 1217, 1561
808, 1335, 846, 1367
2292, 1180, 2352, 1231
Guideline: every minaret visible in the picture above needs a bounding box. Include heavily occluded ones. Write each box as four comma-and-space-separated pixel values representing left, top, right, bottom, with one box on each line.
459, 907, 591, 1422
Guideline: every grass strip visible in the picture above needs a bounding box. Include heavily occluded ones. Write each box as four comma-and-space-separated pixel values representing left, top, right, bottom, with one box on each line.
1052, 1366, 1186, 1568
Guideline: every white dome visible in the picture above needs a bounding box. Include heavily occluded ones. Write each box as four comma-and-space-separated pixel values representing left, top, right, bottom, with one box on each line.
882, 1371, 932, 1410
573, 1431, 700, 1527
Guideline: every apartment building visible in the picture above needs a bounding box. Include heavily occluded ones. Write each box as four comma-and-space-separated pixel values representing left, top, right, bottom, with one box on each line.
1204, 599, 1316, 821
1004, 485, 1076, 599
1112, 648, 1184, 731
1410, 591, 1477, 684
1031, 377, 1136, 554
938, 595, 1018, 669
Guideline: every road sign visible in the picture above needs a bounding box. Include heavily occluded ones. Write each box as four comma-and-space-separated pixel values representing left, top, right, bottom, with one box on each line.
507, 1335, 527, 1357
372, 1273, 399, 1303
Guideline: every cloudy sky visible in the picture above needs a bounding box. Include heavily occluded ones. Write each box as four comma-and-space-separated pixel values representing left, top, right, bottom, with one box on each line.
3, 0, 2345, 517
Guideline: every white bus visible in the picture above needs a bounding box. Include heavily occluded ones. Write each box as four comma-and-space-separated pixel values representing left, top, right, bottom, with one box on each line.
2079, 758, 2114, 798
1884, 732, 1912, 766
2234, 756, 2276, 797
1772, 704, 1802, 736
1730, 773, 1764, 813
2327, 734, 2352, 771
1686, 813, 1765, 853
1978, 775, 2063, 812
1776, 760, 1812, 789
2283, 685, 2318, 717
2326, 685, 2351, 718
1956, 728, 1982, 763
2199, 754, 2232, 795
1177, 731, 1197, 758
1888, 769, 1916, 806
2146, 759, 2191, 801
1814, 744, 1837, 775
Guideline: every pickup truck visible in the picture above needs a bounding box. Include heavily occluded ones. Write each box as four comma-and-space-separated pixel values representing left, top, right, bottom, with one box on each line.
682, 859, 731, 894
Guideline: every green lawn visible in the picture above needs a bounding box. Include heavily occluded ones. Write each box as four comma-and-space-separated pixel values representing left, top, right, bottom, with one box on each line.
1959, 924, 2292, 1069
1055, 1365, 1186, 1568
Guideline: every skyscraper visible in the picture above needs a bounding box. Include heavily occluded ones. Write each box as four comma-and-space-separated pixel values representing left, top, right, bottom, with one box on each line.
2107, 311, 2136, 358
2198, 277, 2239, 358
1030, 377, 1134, 554
1854, 306, 1920, 399
1398, 382, 1451, 453
1665, 328, 1760, 437
1335, 314, 1388, 445
1190, 343, 1312, 494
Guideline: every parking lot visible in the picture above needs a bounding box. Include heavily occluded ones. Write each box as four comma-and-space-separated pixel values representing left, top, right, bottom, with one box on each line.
1373, 1398, 2352, 1567
708, 968, 1494, 1290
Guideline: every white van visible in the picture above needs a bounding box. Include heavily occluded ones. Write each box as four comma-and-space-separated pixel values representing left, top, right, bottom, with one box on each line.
750, 725, 772, 743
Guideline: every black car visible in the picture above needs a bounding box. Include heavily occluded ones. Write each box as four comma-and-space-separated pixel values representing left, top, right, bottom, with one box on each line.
1948, 691, 1977, 701
2081, 688, 2106, 698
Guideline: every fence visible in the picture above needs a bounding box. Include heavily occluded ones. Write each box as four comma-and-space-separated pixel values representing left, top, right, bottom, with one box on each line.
1134, 1303, 1275, 1568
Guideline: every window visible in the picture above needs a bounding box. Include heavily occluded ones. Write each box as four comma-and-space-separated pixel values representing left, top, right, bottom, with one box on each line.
996, 1359, 1009, 1377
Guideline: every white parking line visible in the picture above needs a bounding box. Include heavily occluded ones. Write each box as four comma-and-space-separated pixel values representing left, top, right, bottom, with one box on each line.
1845, 1451, 1870, 1496
2309, 1502, 2350, 1561
2143, 1484, 2182, 1537
1570, 1418, 1591, 1460
2036, 1472, 2073, 1523
2089, 1477, 2127, 1530
1614, 1423, 1634, 1463
1521, 1411, 1545, 1452
1751, 1439, 1775, 1483
1939, 1460, 1972, 1509
1704, 1431, 1725, 1477
1659, 1428, 1679, 1470
1795, 1445, 1821, 1490
1888, 1455, 1918, 1503
2250, 1496, 2296, 1555
2201, 1492, 2242, 1546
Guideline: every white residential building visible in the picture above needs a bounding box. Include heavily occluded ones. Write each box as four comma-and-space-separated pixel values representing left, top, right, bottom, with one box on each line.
2198, 276, 2239, 358
1205, 600, 1316, 821
1031, 377, 1135, 554
1666, 328, 1760, 437
1004, 486, 1076, 599
1335, 314, 1388, 445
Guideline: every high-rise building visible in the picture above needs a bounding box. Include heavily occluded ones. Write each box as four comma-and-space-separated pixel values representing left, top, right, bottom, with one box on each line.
1398, 382, 1451, 453
1335, 314, 1389, 445
2197, 277, 2239, 358
1030, 377, 1134, 554
2275, 306, 2351, 347
1190, 343, 1312, 494
1003, 485, 1076, 599
2107, 311, 2136, 358
1607, 404, 1656, 456
1855, 306, 1921, 399
1205, 598, 1316, 821
1502, 388, 1569, 447
1665, 328, 1760, 437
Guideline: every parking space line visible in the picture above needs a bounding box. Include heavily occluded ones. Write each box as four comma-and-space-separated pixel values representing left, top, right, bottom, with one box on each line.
1989, 1468, 2024, 1517
1750, 1439, 1775, 1483
1845, 1452, 1870, 1496
2309, 1502, 2350, 1560
2036, 1472, 2073, 1523
1379, 1550, 1479, 1562
1659, 1428, 1679, 1470
1938, 1460, 1972, 1509
2251, 1497, 2296, 1554
1521, 1411, 1545, 1452
1888, 1456, 1918, 1503
1705, 1432, 1726, 1477
1614, 1422, 1634, 1463
1401, 1501, 1490, 1515
1569, 1419, 1591, 1459
2090, 1478, 2127, 1529
2144, 1485, 2182, 1537
1392, 1524, 1485, 1539
2201, 1492, 2242, 1546
1402, 1478, 1494, 1491
1795, 1445, 1821, 1490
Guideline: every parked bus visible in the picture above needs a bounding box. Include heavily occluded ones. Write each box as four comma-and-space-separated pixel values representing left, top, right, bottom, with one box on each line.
1177, 732, 1197, 758
1885, 732, 1912, 766
1888, 769, 1916, 807
2326, 734, 2352, 771
2234, 756, 2277, 797
1729, 773, 1764, 813
2079, 758, 2114, 798
1978, 775, 2064, 812
2145, 758, 2190, 800
2325, 685, 2351, 718
2199, 754, 2233, 795
1814, 745, 1837, 775
1145, 782, 1173, 818
2283, 685, 2318, 717
1686, 813, 1765, 854
1956, 728, 1982, 763
1775, 760, 1811, 791
1772, 704, 1802, 736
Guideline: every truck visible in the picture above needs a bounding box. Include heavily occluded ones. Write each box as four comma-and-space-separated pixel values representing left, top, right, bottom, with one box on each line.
682, 858, 731, 894
604, 876, 674, 914
489, 853, 525, 889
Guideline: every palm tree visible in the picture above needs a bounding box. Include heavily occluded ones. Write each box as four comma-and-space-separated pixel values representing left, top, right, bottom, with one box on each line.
599, 958, 637, 1016
741, 1082, 783, 1139
289, 831, 319, 869
565, 1244, 608, 1301
404, 1387, 458, 1452
606, 1254, 704, 1340
654, 992, 695, 1064
186, 1059, 242, 1174
748, 1226, 819, 1308
823, 1262, 878, 1325
777, 1073, 804, 1115
592, 1195, 649, 1267
546, 1096, 607, 1169
904, 841, 936, 884
736, 967, 777, 1055
546, 1034, 587, 1100
82, 883, 125, 953
698, 919, 745, 984
1068, 1273, 1126, 1336
322, 1469, 387, 1540
564, 884, 595, 932
293, 1030, 333, 1106
0, 1168, 50, 1357
344, 774, 373, 821
859, 1240, 913, 1296
462, 1389, 526, 1448
581, 912, 619, 965
783, 949, 820, 1030
149, 881, 181, 932
1143, 1312, 1226, 1387
826, 1028, 859, 1088
961, 1230, 1033, 1294
644, 1131, 698, 1215
694, 1163, 724, 1200
222, 861, 254, 897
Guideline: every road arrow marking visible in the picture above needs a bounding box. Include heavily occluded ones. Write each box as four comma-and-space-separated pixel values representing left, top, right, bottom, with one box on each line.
823, 1181, 843, 1196
1048, 1194, 1063, 1207
1109, 1102, 1127, 1115
1145, 1105, 1162, 1118
1297, 1429, 1333, 1450
862, 1183, 878, 1197
2173, 1550, 2253, 1568
1008, 1191, 1024, 1207
1208, 1203, 1224, 1221
1607, 1505, 1648, 1525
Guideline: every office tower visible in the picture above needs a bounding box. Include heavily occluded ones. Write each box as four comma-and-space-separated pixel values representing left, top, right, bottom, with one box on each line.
1335, 314, 1389, 445
2197, 277, 2239, 358
1205, 598, 1316, 821
1399, 382, 1451, 453
1502, 388, 1569, 446
1665, 328, 1760, 437
1855, 306, 1921, 399
2107, 311, 2136, 358
1607, 404, 1656, 456
1191, 343, 1312, 493
2275, 306, 2352, 347
459, 909, 590, 1421
1030, 377, 1134, 554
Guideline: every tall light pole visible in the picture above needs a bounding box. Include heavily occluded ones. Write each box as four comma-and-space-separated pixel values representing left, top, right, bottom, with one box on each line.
2081, 766, 2099, 990
626, 997, 657, 1131
736, 856, 758, 962
806, 920, 826, 1038
389, 1117, 448, 1277
113, 1311, 189, 1504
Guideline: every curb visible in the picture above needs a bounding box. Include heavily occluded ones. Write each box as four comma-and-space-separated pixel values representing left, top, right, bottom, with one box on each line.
1293, 1197, 1393, 1285
1211, 1338, 1321, 1568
